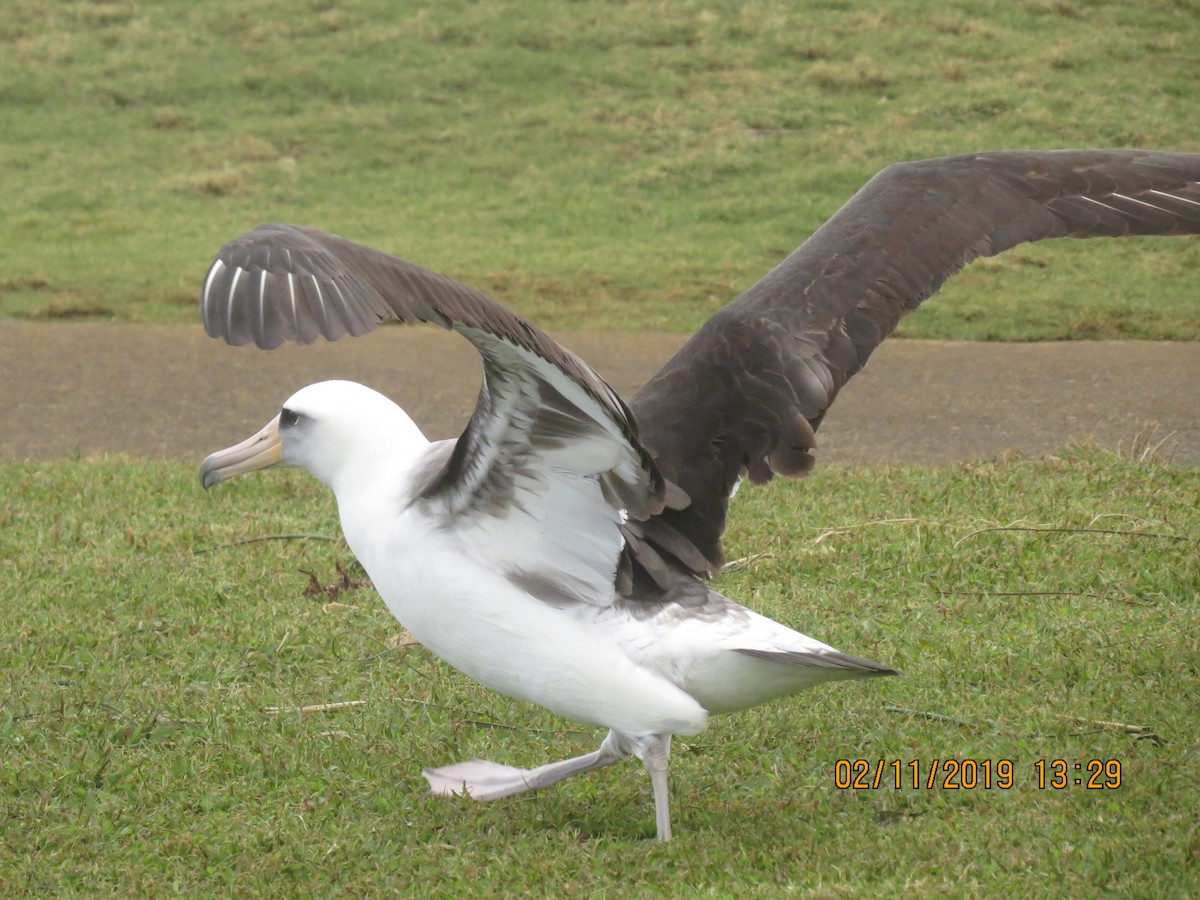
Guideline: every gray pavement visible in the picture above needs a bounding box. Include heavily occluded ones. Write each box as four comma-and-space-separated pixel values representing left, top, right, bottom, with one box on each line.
2, 321, 1197, 467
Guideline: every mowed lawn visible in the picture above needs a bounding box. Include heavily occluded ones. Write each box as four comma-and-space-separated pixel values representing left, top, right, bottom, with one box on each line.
2, 0, 1199, 895
1, 0, 1197, 336
3, 452, 1198, 894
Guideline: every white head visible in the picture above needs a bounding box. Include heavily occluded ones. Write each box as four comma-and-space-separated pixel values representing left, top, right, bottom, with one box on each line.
200, 380, 428, 494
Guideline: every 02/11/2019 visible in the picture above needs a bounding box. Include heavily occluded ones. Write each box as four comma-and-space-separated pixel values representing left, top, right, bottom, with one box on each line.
833, 759, 1123, 790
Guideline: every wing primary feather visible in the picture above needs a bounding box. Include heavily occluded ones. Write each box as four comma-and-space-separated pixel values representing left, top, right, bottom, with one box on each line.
1147, 188, 1200, 209
224, 266, 244, 346
309, 275, 334, 339
200, 259, 224, 337
257, 270, 268, 346
286, 273, 299, 340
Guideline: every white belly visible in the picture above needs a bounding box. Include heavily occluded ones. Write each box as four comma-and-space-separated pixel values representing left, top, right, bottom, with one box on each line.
346, 512, 708, 738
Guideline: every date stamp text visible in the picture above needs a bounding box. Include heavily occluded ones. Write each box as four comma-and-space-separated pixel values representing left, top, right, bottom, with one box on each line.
833, 758, 1122, 790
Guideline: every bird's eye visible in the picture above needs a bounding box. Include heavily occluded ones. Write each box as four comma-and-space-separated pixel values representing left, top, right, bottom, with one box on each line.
280, 408, 300, 428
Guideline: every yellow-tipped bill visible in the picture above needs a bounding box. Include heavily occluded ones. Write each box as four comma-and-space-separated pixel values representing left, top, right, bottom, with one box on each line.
200, 414, 283, 489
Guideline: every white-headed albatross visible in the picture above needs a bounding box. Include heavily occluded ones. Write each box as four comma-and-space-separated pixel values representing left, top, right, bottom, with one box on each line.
199, 150, 1200, 841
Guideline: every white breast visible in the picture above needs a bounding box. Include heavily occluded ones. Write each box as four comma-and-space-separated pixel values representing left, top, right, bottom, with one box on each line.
345, 502, 708, 738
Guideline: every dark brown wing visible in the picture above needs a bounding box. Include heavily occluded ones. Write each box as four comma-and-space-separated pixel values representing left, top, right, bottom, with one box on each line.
629, 149, 1200, 573
202, 224, 668, 529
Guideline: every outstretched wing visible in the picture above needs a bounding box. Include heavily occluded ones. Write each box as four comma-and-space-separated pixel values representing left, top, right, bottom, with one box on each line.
203, 225, 682, 601
628, 149, 1200, 573
201, 150, 1200, 587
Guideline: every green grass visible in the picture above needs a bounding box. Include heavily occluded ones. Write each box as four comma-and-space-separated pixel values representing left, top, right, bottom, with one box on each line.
1, 0, 1198, 336
3, 448, 1198, 894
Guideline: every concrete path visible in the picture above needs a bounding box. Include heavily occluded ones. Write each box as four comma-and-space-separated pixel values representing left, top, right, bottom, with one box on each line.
2, 321, 1197, 467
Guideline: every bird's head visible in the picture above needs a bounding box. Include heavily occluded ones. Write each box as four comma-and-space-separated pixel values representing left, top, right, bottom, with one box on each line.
199, 380, 426, 493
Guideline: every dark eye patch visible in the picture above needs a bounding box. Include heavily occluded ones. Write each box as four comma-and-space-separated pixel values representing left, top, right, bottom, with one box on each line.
279, 408, 301, 428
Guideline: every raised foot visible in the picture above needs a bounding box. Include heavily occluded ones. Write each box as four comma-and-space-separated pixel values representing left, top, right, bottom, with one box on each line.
422, 759, 537, 802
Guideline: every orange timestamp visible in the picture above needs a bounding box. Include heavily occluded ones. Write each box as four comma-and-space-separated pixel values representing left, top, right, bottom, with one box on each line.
833, 758, 1123, 790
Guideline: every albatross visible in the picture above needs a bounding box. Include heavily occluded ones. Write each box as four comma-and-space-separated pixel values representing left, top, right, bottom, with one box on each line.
198, 150, 1200, 841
